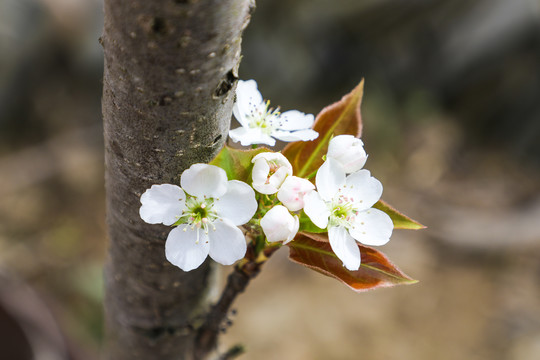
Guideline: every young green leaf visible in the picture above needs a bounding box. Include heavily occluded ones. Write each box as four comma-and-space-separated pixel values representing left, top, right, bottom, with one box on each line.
298, 211, 326, 234
287, 232, 417, 292
374, 200, 425, 230
210, 146, 270, 182
282, 80, 365, 178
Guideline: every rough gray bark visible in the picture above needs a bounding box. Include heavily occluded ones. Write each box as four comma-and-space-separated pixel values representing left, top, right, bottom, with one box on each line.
101, 1, 254, 359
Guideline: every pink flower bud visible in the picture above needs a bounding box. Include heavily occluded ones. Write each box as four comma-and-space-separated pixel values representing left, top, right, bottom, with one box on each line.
277, 176, 315, 211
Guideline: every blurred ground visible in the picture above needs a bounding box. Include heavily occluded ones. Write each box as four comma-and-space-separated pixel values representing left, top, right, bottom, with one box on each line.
1, 0, 539, 359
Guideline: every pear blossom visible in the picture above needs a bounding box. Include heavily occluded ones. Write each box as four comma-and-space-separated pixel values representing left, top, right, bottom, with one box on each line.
277, 176, 315, 211
229, 79, 319, 146
251, 152, 293, 194
327, 135, 368, 173
303, 159, 393, 271
139, 164, 257, 271
260, 205, 299, 244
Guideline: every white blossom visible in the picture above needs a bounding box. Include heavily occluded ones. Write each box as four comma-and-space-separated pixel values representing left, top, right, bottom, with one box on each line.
251, 152, 293, 194
260, 205, 299, 244
277, 176, 315, 211
229, 79, 319, 146
139, 164, 257, 271
327, 135, 368, 173
303, 159, 393, 271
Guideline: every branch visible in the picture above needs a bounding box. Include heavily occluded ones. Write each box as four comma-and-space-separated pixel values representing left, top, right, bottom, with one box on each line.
193, 242, 280, 360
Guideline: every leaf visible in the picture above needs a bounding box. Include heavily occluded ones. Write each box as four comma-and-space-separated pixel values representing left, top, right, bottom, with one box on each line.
282, 80, 365, 178
298, 211, 326, 234
374, 200, 425, 230
287, 232, 417, 292
210, 146, 270, 182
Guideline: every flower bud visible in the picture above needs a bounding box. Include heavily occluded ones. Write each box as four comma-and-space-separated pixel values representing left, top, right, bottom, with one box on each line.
251, 152, 293, 194
327, 135, 367, 173
277, 176, 315, 211
260, 205, 299, 244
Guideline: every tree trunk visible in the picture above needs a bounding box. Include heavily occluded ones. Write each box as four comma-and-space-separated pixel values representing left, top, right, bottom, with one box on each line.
101, 1, 253, 359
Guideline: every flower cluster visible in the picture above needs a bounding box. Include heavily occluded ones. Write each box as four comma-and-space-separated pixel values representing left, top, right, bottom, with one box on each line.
139, 79, 394, 272
251, 152, 313, 245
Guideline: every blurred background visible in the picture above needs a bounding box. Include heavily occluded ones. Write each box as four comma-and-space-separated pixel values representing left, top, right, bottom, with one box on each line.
1, 0, 539, 359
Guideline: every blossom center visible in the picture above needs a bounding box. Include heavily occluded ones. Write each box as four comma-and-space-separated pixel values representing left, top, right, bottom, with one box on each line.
247, 100, 280, 135
328, 195, 358, 229
263, 161, 280, 184
177, 196, 219, 242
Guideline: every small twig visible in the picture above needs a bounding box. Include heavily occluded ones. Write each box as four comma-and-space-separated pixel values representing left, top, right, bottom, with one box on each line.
193, 241, 279, 360
218, 344, 245, 360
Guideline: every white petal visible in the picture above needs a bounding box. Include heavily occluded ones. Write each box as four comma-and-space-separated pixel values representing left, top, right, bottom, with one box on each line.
251, 158, 276, 194
348, 208, 393, 246
286, 215, 300, 245
344, 169, 383, 210
315, 158, 346, 201
251, 157, 270, 182
180, 164, 228, 199
232, 104, 250, 129
233, 80, 264, 124
208, 219, 247, 265
165, 225, 210, 271
328, 226, 361, 271
277, 176, 315, 211
252, 183, 278, 194
277, 110, 315, 131
214, 180, 257, 225
272, 129, 319, 142
303, 191, 330, 229
252, 152, 292, 169
327, 135, 367, 173
267, 167, 290, 191
260, 205, 299, 243
139, 184, 186, 226
229, 127, 276, 147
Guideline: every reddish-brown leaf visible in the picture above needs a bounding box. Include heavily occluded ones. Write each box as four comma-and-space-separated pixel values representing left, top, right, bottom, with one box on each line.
374, 200, 426, 230
287, 232, 417, 292
282, 80, 365, 178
